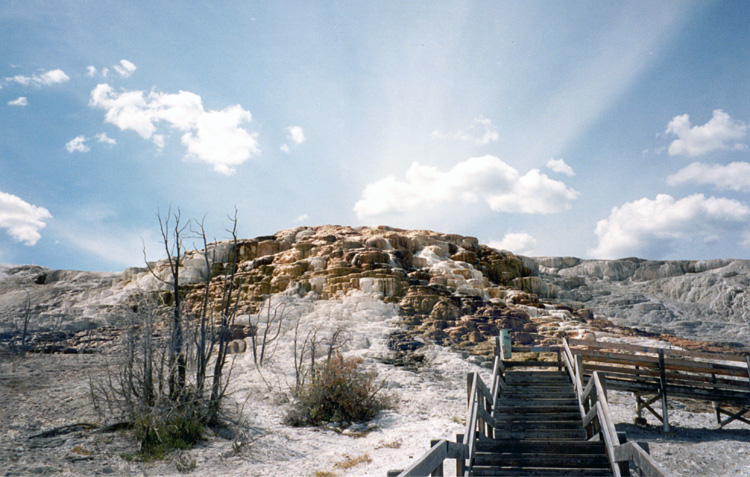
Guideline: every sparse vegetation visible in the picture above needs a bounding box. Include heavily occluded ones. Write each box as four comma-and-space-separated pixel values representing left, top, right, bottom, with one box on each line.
313, 471, 338, 477
90, 208, 243, 459
376, 438, 402, 449
334, 453, 372, 470
285, 352, 389, 427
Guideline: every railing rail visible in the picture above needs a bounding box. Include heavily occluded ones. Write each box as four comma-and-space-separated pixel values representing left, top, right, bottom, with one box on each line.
392, 439, 467, 477
563, 338, 669, 477
393, 349, 504, 476
566, 337, 750, 429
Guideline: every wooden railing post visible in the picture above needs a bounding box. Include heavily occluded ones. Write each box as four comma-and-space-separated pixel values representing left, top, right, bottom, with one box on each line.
499, 329, 511, 359
657, 349, 670, 433
429, 440, 444, 477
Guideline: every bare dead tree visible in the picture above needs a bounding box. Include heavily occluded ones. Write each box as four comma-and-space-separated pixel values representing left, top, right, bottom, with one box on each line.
208, 208, 242, 423
191, 216, 214, 400
143, 207, 189, 402
91, 207, 246, 454
250, 299, 287, 368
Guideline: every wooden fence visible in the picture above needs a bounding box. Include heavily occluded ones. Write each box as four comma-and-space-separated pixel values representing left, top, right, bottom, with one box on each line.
561, 338, 667, 477
565, 338, 750, 430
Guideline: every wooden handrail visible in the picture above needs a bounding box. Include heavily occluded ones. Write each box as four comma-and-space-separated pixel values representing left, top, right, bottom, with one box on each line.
614, 442, 667, 476
563, 339, 670, 477
573, 348, 748, 378
395, 367, 501, 476
567, 338, 749, 364
395, 439, 467, 477
463, 373, 479, 470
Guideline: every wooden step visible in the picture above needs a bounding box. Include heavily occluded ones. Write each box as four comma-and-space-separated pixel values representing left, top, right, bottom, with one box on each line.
474, 452, 611, 468
502, 392, 577, 400
504, 380, 573, 388
505, 376, 571, 383
504, 381, 574, 387
494, 405, 581, 414
506, 371, 569, 377
504, 385, 576, 391
498, 420, 584, 431
472, 466, 613, 476
498, 398, 579, 407
477, 439, 606, 454
493, 429, 588, 440
493, 412, 582, 422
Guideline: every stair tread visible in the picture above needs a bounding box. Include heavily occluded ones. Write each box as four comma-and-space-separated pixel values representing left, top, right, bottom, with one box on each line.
477, 439, 606, 452
474, 454, 611, 468
472, 467, 613, 476
467, 371, 612, 476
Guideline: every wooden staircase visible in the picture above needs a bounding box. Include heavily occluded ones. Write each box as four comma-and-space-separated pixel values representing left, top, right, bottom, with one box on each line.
472, 369, 614, 476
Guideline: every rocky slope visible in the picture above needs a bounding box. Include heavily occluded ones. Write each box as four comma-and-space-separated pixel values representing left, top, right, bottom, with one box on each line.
520, 256, 750, 345
2, 225, 749, 351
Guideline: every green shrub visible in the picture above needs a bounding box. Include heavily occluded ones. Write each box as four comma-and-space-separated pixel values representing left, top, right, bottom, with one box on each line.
132, 399, 205, 460
286, 354, 388, 427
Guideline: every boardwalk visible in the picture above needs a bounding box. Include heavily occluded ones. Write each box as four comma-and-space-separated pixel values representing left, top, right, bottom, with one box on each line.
390, 335, 669, 477
474, 368, 613, 476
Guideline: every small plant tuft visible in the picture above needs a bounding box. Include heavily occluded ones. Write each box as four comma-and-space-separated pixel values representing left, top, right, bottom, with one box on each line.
334, 453, 372, 470
285, 353, 389, 427
134, 407, 204, 460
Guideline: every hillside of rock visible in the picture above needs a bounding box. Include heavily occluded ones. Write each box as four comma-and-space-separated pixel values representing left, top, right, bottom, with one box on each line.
520, 256, 750, 345
2, 225, 749, 352
1, 225, 615, 356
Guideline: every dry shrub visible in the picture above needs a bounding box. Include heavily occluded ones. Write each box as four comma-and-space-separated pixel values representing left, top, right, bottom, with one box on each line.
335, 453, 372, 469
285, 354, 389, 427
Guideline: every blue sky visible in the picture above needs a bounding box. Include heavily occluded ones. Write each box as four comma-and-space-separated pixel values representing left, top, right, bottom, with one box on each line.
3, 1, 750, 271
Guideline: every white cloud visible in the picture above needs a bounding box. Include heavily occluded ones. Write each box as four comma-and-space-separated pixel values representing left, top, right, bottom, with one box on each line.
86, 66, 97, 77
7, 96, 27, 106
488, 233, 537, 255
667, 161, 750, 192
39, 69, 70, 85
590, 193, 750, 259
546, 158, 575, 176
287, 126, 305, 145
95, 132, 117, 145
294, 214, 309, 223
89, 84, 260, 174
113, 59, 137, 78
354, 155, 579, 218
7, 68, 70, 86
0, 191, 52, 245
65, 136, 90, 153
431, 116, 500, 146
281, 126, 306, 153
181, 106, 259, 175
90, 84, 157, 138
665, 110, 748, 156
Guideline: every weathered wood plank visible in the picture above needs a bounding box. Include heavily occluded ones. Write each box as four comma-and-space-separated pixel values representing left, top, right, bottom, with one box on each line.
568, 338, 748, 364
396, 439, 448, 477
583, 364, 750, 392
511, 345, 561, 353
717, 406, 750, 427
613, 442, 668, 476
658, 349, 671, 433
576, 348, 749, 377
504, 360, 561, 368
